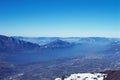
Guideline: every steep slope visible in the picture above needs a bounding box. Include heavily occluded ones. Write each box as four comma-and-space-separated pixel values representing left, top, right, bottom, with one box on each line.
0, 35, 40, 53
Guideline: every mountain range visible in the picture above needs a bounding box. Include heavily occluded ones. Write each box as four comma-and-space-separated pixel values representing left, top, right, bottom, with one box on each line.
0, 35, 120, 80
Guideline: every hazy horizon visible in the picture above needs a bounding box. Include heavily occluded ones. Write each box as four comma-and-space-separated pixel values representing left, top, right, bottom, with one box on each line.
1, 34, 120, 38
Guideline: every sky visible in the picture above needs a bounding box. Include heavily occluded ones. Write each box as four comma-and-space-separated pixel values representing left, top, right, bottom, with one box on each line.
0, 0, 120, 37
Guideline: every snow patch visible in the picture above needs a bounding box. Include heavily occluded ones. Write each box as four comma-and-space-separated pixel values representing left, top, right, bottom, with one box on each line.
55, 73, 107, 80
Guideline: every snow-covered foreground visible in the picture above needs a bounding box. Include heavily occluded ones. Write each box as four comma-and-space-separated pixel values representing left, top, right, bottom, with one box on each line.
55, 73, 107, 80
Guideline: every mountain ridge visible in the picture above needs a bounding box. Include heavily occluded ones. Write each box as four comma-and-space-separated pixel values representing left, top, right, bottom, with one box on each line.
0, 35, 41, 53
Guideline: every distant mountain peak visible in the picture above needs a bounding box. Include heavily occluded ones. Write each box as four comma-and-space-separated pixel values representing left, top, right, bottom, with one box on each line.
42, 39, 73, 48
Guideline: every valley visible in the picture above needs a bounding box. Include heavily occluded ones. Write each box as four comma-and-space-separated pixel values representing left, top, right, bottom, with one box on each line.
0, 35, 120, 80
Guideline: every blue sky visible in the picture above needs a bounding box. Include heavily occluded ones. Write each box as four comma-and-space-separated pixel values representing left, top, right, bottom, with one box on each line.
0, 0, 120, 37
